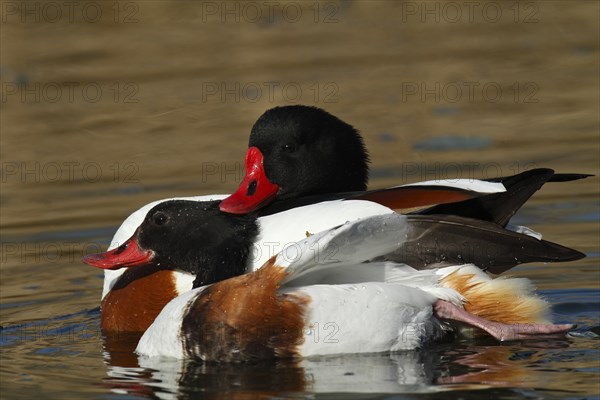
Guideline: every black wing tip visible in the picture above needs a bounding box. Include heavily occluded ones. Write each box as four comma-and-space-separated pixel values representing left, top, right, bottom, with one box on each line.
548, 173, 594, 182
487, 169, 592, 184
539, 239, 587, 262
566, 250, 587, 261
484, 168, 554, 185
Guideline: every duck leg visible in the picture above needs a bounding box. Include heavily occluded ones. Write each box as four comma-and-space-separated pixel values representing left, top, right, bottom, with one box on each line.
433, 300, 574, 341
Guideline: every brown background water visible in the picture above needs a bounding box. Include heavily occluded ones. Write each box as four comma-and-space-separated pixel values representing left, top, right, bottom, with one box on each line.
1, 1, 599, 398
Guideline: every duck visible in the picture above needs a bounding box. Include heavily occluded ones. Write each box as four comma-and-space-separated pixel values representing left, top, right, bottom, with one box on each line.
218, 105, 590, 218
91, 192, 583, 333
93, 105, 587, 334
85, 200, 573, 361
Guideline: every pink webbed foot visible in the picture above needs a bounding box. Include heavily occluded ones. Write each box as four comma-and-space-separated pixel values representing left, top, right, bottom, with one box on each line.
434, 300, 574, 341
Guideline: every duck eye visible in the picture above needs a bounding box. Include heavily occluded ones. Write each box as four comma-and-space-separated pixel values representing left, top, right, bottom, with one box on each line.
281, 143, 296, 153
152, 211, 168, 226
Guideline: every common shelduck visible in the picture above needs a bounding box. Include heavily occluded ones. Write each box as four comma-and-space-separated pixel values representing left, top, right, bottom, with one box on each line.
91, 106, 586, 333
218, 105, 589, 218
85, 202, 573, 361
89, 193, 583, 333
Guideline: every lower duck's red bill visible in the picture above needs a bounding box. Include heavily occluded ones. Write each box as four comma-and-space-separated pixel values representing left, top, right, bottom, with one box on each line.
83, 237, 154, 270
219, 146, 280, 214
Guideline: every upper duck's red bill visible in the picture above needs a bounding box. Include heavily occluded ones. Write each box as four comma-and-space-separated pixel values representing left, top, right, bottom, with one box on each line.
219, 146, 280, 214
83, 237, 154, 270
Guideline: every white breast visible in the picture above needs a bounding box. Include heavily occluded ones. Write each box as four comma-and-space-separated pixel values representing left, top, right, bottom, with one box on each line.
136, 286, 207, 359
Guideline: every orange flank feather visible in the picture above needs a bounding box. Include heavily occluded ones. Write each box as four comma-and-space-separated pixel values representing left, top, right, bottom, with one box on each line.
440, 267, 551, 325
101, 267, 178, 333
181, 258, 310, 362
354, 187, 477, 212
